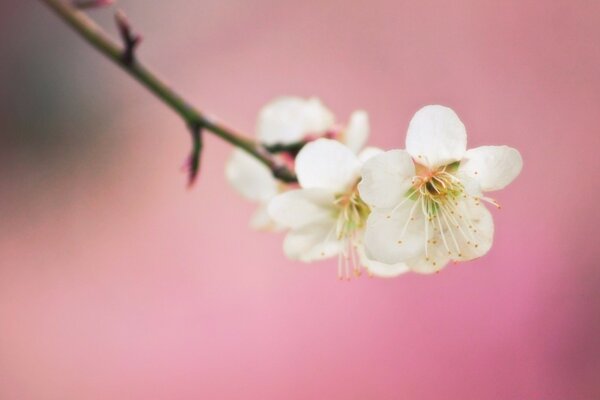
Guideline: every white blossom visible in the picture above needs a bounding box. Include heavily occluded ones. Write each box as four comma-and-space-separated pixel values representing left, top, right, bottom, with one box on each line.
268, 139, 408, 279
359, 105, 522, 273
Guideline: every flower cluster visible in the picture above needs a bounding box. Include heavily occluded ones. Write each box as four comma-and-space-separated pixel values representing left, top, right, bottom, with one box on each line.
227, 98, 522, 279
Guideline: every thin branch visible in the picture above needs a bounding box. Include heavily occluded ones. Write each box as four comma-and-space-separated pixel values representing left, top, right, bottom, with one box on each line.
72, 0, 114, 9
264, 141, 306, 156
39, 0, 298, 184
264, 131, 338, 156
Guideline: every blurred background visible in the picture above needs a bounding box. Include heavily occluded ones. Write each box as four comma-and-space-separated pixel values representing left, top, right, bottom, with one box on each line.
1, 0, 599, 399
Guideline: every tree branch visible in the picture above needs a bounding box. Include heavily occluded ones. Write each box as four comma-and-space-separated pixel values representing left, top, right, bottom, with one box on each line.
39, 0, 298, 184
72, 0, 114, 9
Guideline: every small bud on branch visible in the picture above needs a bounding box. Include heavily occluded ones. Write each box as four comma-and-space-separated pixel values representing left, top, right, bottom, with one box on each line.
186, 122, 204, 187
115, 10, 141, 66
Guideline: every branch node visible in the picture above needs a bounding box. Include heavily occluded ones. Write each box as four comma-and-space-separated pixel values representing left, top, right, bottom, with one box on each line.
115, 10, 141, 66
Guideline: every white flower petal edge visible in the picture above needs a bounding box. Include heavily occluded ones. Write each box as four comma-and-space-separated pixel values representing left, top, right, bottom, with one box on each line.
406, 105, 467, 169
358, 150, 415, 209
295, 138, 361, 193
344, 110, 369, 154
257, 97, 335, 145
404, 245, 451, 275
458, 145, 523, 191
363, 208, 426, 265
357, 146, 384, 164
283, 223, 344, 262
225, 149, 278, 202
268, 188, 336, 230
364, 259, 410, 278
357, 243, 410, 278
250, 204, 283, 231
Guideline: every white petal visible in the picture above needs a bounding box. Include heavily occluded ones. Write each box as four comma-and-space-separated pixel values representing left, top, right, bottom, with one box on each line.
249, 204, 282, 231
257, 97, 335, 145
283, 223, 343, 262
363, 206, 425, 265
358, 150, 416, 209
295, 139, 361, 192
406, 246, 451, 274
358, 246, 410, 278
459, 146, 523, 191
344, 110, 369, 154
357, 146, 384, 164
267, 188, 335, 230
458, 174, 483, 197
412, 199, 494, 270
406, 105, 467, 169
225, 149, 278, 201
453, 201, 494, 261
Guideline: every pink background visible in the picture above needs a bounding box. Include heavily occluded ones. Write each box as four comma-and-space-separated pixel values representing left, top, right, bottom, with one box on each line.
1, 1, 599, 399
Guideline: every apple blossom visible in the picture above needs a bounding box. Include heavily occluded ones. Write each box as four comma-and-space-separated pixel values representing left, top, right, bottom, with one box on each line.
359, 105, 522, 273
